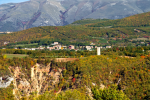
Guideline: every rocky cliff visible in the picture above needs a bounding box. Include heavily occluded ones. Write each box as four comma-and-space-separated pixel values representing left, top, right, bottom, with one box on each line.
0, 63, 63, 99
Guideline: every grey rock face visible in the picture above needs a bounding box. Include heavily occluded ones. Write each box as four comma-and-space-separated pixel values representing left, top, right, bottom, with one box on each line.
0, 0, 150, 32
0, 76, 14, 88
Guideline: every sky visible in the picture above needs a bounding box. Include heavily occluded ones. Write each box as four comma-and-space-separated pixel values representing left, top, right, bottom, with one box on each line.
0, 0, 29, 5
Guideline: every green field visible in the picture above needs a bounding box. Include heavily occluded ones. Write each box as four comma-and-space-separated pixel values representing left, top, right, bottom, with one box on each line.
15, 43, 38, 47
4, 54, 29, 58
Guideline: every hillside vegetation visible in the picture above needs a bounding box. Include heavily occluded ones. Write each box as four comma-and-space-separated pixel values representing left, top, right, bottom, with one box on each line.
71, 19, 110, 25
1, 9, 150, 100
0, 50, 150, 100
1, 12, 150, 48
88, 12, 150, 27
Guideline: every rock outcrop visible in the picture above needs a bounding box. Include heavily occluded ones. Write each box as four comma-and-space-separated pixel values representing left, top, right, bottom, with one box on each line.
0, 76, 14, 88
10, 63, 62, 99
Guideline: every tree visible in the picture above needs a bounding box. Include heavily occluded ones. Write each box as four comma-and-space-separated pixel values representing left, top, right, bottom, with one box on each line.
3, 54, 7, 59
92, 85, 129, 100
56, 89, 89, 100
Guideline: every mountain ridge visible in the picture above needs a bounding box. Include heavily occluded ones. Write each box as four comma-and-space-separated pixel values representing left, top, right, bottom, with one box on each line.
0, 0, 150, 32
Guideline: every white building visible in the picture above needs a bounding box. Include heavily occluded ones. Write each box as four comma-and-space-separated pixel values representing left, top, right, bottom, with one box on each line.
4, 42, 9, 45
51, 42, 59, 45
53, 45, 62, 50
31, 48, 36, 50
69, 45, 75, 50
106, 46, 111, 48
54, 42, 58, 45
86, 46, 93, 51
97, 47, 101, 55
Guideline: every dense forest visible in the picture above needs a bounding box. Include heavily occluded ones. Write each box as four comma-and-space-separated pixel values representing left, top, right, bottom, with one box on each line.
0, 48, 150, 99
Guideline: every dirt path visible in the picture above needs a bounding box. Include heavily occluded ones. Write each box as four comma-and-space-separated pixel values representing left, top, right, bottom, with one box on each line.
119, 56, 135, 58
55, 58, 79, 62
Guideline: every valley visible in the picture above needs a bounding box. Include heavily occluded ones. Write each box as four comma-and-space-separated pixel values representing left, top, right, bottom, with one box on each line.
0, 8, 150, 100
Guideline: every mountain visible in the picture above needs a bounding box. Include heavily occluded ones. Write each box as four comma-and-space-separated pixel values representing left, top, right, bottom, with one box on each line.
0, 0, 65, 32
0, 0, 150, 32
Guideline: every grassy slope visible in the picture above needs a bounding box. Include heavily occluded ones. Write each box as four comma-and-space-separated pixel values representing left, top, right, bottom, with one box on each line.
71, 19, 110, 25
5, 54, 28, 59
88, 12, 150, 27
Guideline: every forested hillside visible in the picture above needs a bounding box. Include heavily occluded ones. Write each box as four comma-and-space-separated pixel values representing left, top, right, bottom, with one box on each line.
71, 19, 110, 25
1, 12, 150, 48
0, 50, 150, 100
88, 12, 150, 27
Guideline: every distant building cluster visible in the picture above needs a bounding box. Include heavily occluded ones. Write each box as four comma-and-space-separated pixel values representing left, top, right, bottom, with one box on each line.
3, 42, 112, 51
25, 42, 111, 51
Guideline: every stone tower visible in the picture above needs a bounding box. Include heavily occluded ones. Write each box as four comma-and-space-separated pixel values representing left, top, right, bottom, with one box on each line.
97, 47, 101, 55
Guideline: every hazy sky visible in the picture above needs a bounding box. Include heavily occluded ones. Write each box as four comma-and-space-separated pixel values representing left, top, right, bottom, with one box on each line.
0, 0, 29, 5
